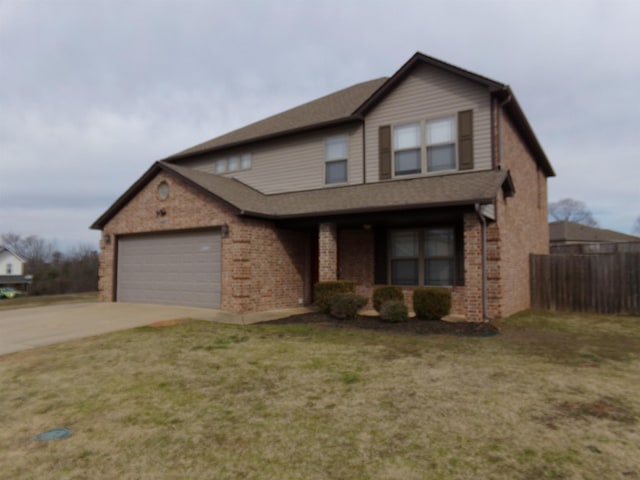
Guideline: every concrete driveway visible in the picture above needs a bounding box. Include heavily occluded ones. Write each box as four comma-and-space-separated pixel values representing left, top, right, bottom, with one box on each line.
0, 302, 312, 356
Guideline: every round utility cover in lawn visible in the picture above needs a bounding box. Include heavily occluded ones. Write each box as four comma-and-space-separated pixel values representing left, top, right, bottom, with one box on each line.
36, 428, 73, 441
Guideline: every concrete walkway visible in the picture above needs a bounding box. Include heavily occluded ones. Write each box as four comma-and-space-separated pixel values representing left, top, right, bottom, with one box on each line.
0, 302, 312, 356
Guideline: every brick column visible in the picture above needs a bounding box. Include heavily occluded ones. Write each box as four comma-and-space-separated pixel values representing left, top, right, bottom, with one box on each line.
463, 213, 483, 321
318, 223, 338, 281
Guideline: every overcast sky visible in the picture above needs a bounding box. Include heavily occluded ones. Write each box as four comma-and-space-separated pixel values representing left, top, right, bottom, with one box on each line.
1, 0, 639, 251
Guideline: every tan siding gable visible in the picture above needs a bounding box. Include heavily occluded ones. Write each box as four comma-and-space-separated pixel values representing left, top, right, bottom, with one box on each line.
180, 125, 363, 194
364, 63, 493, 182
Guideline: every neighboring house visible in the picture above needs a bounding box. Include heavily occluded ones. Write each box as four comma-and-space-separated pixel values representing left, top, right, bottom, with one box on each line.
549, 221, 640, 254
92, 52, 555, 321
550, 221, 640, 245
0, 246, 29, 289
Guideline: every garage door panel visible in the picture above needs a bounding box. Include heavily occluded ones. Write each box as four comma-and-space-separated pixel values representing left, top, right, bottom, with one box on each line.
117, 231, 221, 308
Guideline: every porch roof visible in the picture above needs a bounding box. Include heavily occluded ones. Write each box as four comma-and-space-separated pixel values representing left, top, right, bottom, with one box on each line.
165, 163, 510, 219
92, 161, 510, 229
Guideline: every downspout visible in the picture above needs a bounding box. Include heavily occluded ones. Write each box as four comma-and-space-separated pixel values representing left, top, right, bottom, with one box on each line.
475, 203, 494, 321
497, 89, 513, 170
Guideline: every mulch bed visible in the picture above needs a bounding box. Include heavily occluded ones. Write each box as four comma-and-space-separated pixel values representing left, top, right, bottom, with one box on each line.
262, 312, 499, 337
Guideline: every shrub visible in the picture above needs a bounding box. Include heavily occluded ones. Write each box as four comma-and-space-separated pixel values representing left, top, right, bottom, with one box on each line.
330, 293, 368, 320
413, 287, 451, 321
372, 285, 404, 312
314, 281, 355, 314
379, 300, 409, 323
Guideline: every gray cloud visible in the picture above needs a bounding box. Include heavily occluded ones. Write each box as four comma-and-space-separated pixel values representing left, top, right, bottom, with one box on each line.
1, 0, 639, 252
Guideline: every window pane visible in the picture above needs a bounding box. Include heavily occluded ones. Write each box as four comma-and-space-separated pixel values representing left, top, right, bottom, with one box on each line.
425, 259, 453, 285
427, 116, 455, 144
240, 153, 252, 169
394, 123, 420, 149
395, 149, 421, 175
391, 231, 418, 257
425, 229, 454, 257
427, 145, 455, 171
326, 160, 347, 184
215, 159, 227, 173
228, 156, 239, 171
326, 136, 348, 161
392, 259, 418, 285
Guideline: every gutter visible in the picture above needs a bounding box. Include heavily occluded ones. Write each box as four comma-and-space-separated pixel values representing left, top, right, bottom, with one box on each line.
497, 87, 513, 170
475, 203, 494, 321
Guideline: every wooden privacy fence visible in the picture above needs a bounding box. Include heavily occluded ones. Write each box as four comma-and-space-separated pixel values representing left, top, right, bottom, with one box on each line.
530, 253, 640, 314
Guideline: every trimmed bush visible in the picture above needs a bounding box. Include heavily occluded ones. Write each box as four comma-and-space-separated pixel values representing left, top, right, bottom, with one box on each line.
372, 285, 404, 312
413, 287, 452, 321
379, 300, 409, 323
314, 281, 355, 314
330, 293, 368, 320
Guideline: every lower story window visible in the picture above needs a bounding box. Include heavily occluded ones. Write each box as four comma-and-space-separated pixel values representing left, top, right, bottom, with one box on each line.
390, 227, 455, 286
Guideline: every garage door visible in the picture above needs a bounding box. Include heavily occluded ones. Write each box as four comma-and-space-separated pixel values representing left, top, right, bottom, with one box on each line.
116, 230, 221, 308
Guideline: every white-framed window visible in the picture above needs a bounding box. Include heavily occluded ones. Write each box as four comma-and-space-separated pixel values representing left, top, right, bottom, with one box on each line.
6, 263, 12, 274
240, 153, 252, 170
393, 123, 421, 176
389, 227, 456, 286
426, 116, 456, 172
215, 158, 227, 174
215, 153, 252, 174
391, 114, 459, 176
228, 156, 239, 172
325, 135, 348, 184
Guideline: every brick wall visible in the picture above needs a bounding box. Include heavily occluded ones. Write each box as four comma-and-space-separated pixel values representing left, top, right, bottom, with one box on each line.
99, 170, 307, 313
492, 111, 550, 317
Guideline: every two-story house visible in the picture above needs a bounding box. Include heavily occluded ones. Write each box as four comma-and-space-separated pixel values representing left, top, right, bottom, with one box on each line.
92, 52, 554, 321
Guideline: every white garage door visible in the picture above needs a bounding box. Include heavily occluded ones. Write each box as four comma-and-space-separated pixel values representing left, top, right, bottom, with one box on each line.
116, 230, 221, 309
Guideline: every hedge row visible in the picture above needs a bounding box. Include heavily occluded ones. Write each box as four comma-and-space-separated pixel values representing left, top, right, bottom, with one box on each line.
313, 282, 451, 322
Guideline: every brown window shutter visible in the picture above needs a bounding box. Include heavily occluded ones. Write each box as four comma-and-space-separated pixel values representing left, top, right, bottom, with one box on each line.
379, 125, 391, 180
458, 110, 473, 170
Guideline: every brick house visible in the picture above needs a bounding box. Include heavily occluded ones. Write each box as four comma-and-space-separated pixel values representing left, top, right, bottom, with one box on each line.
91, 52, 554, 321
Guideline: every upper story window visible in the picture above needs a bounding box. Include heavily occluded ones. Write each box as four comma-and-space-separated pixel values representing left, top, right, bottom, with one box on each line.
215, 153, 252, 174
325, 135, 348, 184
6, 263, 12, 274
389, 112, 467, 177
393, 123, 421, 175
426, 116, 456, 172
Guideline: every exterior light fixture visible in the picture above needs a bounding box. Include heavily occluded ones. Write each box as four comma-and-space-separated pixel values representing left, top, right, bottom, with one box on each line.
103, 234, 111, 245
221, 224, 229, 237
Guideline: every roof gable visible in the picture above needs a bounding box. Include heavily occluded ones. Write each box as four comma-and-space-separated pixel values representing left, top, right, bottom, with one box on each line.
0, 246, 25, 264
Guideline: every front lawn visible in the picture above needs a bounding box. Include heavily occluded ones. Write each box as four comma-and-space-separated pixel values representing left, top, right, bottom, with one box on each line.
0, 311, 638, 479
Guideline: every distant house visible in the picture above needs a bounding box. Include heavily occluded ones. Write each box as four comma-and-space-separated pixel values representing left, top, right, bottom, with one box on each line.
549, 221, 640, 254
92, 52, 555, 321
0, 246, 30, 290
550, 221, 640, 245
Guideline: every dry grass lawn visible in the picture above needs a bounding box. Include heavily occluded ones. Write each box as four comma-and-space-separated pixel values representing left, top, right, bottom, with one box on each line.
0, 310, 638, 479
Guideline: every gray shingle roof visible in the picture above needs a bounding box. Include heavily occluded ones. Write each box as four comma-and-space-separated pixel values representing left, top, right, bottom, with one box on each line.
549, 221, 640, 243
164, 162, 508, 219
167, 77, 388, 160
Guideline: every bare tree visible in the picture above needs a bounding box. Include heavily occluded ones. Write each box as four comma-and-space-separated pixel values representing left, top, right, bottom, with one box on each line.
633, 215, 640, 235
549, 198, 599, 227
